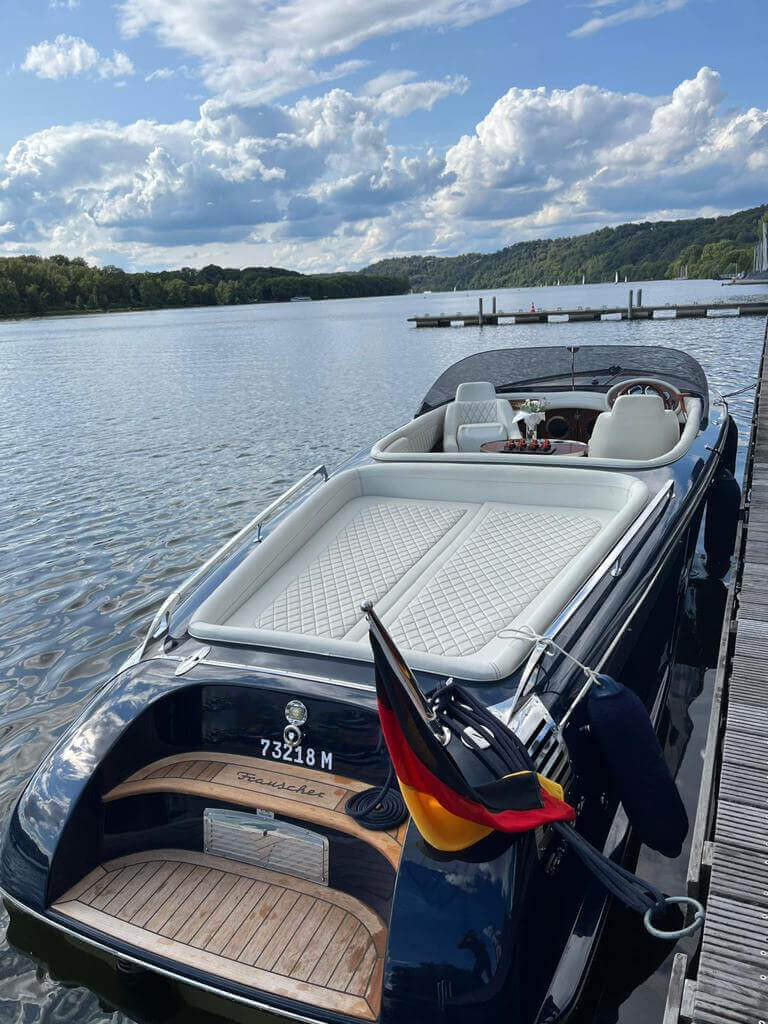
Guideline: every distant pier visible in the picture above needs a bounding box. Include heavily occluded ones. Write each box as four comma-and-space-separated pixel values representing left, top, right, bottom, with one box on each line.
408, 292, 768, 328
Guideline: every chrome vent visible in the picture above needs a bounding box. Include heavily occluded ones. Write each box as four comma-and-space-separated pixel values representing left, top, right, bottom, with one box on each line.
204, 808, 329, 885
501, 695, 572, 791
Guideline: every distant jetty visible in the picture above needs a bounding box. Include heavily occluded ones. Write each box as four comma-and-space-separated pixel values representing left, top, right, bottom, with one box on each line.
408, 291, 768, 327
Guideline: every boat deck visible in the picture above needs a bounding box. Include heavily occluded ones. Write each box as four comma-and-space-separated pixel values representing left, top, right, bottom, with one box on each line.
103, 751, 407, 869
53, 849, 386, 1021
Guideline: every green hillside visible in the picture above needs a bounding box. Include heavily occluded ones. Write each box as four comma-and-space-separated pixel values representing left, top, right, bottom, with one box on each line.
0, 257, 409, 317
363, 205, 768, 290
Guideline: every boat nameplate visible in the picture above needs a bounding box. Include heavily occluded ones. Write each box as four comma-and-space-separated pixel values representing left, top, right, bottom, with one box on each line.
204, 808, 329, 885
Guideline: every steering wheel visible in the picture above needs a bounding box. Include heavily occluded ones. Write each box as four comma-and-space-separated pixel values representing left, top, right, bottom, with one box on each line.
606, 377, 684, 413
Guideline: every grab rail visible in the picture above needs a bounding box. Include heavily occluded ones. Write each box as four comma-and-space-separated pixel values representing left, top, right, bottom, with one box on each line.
137, 464, 329, 657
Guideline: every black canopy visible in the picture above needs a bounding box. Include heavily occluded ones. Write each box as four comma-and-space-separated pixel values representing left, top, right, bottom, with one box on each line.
418, 345, 709, 422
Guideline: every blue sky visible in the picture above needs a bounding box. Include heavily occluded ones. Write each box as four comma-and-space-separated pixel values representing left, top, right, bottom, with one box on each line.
1, 0, 766, 271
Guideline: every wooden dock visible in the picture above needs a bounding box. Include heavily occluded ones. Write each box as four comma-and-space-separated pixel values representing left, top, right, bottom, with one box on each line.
408, 294, 768, 328
664, 318, 768, 1024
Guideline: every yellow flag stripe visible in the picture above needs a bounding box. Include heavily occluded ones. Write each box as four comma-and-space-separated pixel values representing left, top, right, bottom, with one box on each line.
398, 771, 564, 853
399, 781, 493, 852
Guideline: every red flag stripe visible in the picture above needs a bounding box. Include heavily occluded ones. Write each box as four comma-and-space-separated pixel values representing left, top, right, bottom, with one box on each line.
378, 701, 575, 834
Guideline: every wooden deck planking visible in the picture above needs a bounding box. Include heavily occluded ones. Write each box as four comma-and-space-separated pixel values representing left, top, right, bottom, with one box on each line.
103, 751, 405, 869
53, 849, 386, 1020
674, 319, 768, 1023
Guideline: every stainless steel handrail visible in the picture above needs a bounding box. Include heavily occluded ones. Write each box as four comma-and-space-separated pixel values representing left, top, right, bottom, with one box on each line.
137, 464, 329, 657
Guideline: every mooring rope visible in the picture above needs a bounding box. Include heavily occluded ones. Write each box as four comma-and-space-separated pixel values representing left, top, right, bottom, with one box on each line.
435, 679, 704, 940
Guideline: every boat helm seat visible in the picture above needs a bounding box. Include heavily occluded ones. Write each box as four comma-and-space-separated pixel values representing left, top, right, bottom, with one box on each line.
443, 382, 519, 452
589, 394, 680, 460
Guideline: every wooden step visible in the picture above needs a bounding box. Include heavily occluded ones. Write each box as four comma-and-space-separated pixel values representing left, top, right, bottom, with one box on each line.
103, 752, 407, 869
53, 849, 385, 1021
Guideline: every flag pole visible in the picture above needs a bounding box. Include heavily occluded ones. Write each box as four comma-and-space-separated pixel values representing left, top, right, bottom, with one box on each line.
362, 601, 443, 735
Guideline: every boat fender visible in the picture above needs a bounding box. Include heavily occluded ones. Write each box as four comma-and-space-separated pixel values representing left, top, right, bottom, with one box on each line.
587, 676, 688, 858
721, 415, 739, 477
704, 465, 741, 579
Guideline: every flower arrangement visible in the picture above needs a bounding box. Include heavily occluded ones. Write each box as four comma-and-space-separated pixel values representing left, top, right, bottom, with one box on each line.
518, 398, 546, 440
520, 398, 546, 414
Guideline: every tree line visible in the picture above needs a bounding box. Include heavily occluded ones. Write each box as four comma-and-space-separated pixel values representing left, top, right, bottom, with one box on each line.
363, 205, 768, 291
0, 256, 409, 317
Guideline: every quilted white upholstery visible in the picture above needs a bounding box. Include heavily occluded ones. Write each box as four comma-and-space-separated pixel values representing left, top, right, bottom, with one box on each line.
409, 416, 444, 453
387, 507, 601, 656
380, 407, 445, 455
589, 394, 680, 460
443, 382, 519, 452
255, 501, 466, 638
190, 462, 649, 681
456, 422, 507, 452
372, 394, 704, 470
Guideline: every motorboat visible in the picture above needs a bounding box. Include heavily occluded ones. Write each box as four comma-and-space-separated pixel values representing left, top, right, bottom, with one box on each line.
1, 345, 739, 1024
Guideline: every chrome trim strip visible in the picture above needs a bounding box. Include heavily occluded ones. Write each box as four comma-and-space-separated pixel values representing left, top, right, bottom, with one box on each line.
138, 465, 328, 657
153, 654, 376, 693
0, 889, 324, 1024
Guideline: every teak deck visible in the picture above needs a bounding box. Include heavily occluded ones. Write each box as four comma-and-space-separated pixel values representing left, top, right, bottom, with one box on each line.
664, 319, 768, 1024
103, 751, 407, 869
53, 849, 385, 1021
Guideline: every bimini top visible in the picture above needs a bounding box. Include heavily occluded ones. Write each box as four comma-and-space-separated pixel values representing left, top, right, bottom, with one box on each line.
418, 345, 709, 421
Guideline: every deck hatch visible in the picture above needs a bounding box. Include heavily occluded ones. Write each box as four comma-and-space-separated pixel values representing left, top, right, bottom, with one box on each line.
204, 808, 329, 885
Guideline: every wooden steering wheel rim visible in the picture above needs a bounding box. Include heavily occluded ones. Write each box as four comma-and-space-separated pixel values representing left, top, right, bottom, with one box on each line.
606, 378, 683, 413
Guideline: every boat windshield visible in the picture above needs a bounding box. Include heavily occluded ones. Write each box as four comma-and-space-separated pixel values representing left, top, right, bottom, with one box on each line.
418, 345, 709, 421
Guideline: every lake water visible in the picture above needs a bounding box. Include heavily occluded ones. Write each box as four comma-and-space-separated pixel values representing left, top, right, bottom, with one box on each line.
0, 279, 765, 1024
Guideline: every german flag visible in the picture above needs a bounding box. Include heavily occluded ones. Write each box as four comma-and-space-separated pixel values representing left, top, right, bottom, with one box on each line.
365, 604, 575, 852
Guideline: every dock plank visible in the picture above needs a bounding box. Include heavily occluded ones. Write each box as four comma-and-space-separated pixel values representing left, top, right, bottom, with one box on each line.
680, 320, 768, 1024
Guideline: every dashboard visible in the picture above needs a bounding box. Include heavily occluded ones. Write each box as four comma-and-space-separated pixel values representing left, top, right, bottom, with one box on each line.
508, 402, 601, 443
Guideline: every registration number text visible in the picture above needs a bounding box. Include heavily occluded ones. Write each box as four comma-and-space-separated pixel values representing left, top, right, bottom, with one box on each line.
259, 739, 333, 770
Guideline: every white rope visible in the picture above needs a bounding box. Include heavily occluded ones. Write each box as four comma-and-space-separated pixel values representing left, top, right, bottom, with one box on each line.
497, 624, 603, 690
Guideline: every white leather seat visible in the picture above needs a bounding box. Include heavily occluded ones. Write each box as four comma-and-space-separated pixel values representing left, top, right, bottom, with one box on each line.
589, 394, 680, 460
443, 382, 519, 452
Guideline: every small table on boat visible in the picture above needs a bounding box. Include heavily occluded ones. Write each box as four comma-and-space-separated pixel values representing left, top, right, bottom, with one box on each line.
481, 439, 588, 456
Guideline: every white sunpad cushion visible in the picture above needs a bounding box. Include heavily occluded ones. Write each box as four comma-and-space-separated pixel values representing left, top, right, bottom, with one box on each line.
189, 462, 649, 680
254, 500, 467, 639
386, 506, 602, 657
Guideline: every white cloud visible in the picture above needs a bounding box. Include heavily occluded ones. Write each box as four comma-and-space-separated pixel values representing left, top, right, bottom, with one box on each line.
0, 67, 765, 271
0, 76, 458, 256
361, 70, 419, 97
425, 68, 767, 251
116, 0, 529, 98
49, 0, 80, 8
145, 67, 175, 82
372, 74, 469, 117
22, 35, 134, 81
571, 0, 688, 37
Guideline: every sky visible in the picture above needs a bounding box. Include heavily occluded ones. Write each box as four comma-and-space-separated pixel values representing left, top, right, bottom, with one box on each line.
0, 0, 766, 272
